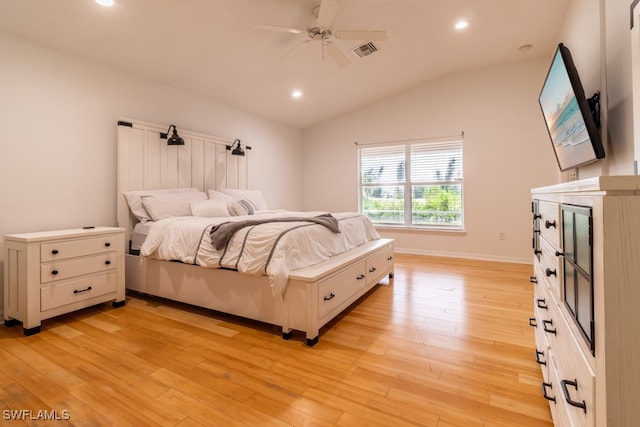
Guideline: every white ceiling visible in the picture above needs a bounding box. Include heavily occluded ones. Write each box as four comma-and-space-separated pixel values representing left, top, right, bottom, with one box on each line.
0, 0, 570, 129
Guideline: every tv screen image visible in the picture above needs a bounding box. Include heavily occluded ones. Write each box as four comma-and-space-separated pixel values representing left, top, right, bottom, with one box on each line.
539, 43, 604, 171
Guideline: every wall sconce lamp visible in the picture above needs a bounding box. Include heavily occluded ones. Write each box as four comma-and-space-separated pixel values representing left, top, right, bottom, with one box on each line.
226, 139, 251, 156
160, 124, 185, 146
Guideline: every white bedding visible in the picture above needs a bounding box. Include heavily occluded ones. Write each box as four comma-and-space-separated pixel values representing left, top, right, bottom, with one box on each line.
140, 211, 381, 296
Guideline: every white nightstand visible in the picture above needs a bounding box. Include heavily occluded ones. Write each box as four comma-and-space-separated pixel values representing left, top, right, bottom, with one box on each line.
3, 227, 126, 335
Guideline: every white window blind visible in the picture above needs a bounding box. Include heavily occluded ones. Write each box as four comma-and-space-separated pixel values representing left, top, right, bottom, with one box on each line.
358, 136, 463, 228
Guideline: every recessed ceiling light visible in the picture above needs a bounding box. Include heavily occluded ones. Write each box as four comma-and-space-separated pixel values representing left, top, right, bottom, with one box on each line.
95, 0, 114, 6
454, 20, 469, 30
292, 90, 303, 99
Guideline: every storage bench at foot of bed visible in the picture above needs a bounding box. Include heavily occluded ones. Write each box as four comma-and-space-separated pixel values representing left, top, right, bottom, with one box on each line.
285, 238, 394, 346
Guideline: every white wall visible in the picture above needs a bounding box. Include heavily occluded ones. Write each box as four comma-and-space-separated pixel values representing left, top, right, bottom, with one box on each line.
603, 0, 635, 175
303, 58, 560, 262
559, 0, 635, 178
0, 32, 303, 316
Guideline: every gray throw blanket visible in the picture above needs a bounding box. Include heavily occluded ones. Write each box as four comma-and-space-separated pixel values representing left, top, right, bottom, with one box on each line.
209, 213, 340, 251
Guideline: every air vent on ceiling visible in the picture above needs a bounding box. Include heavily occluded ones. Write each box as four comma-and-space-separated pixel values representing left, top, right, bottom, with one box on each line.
352, 41, 379, 58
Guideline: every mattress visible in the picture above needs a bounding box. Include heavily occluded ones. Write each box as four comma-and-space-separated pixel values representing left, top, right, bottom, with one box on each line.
130, 221, 153, 252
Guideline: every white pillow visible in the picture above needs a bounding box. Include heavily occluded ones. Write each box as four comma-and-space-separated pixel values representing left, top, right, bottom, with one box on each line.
123, 188, 200, 223
207, 190, 234, 203
219, 189, 269, 210
190, 199, 230, 217
140, 191, 207, 221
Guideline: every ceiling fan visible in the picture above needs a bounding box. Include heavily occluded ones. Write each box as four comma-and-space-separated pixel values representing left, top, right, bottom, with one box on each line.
254, 0, 388, 67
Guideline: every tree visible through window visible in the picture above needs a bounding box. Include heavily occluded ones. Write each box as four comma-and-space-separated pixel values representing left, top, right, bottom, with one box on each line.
358, 137, 463, 228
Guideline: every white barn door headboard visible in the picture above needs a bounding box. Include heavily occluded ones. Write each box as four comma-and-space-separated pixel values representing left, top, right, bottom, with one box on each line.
116, 119, 250, 246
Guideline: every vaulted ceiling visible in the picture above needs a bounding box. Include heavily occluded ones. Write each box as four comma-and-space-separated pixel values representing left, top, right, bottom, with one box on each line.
0, 0, 570, 128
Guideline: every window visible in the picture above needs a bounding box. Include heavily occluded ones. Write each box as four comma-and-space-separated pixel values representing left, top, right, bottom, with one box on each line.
358, 136, 463, 229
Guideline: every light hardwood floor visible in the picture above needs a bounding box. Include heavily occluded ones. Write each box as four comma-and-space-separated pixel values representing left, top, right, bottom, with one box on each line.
0, 254, 552, 426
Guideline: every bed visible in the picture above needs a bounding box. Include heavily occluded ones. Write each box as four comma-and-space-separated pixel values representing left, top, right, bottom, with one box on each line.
117, 119, 394, 345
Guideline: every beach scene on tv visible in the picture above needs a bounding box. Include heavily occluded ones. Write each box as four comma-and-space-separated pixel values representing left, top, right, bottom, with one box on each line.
539, 51, 595, 168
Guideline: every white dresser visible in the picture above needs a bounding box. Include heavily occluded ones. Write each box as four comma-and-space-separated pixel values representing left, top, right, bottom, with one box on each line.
3, 227, 126, 334
531, 177, 640, 426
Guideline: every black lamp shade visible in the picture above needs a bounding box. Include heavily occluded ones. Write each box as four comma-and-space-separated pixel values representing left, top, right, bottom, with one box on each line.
167, 126, 185, 146
226, 139, 250, 156
231, 143, 245, 156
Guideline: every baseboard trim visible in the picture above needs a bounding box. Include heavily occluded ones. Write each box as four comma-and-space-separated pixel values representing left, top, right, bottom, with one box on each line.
393, 247, 532, 265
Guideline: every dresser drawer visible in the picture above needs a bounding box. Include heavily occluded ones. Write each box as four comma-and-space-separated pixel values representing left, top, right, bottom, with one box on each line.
41, 235, 117, 262
550, 347, 594, 427
533, 285, 551, 380
546, 351, 573, 427
552, 317, 595, 426
539, 238, 561, 301
41, 272, 117, 311
41, 253, 117, 283
538, 200, 560, 247
317, 261, 367, 320
365, 245, 394, 287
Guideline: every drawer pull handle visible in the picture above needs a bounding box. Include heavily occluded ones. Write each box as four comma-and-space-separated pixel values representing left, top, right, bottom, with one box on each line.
555, 250, 564, 257
51, 269, 59, 276
387, 255, 393, 261
357, 274, 365, 280
528, 317, 537, 327
529, 276, 538, 284
533, 213, 542, 220
105, 242, 111, 247
541, 382, 556, 402
105, 260, 111, 265
545, 268, 557, 277
51, 249, 59, 255
74, 286, 93, 294
534, 249, 542, 255
561, 379, 587, 413
545, 220, 556, 229
535, 350, 547, 366
536, 298, 548, 310
323, 293, 335, 301
542, 319, 556, 335
369, 267, 377, 273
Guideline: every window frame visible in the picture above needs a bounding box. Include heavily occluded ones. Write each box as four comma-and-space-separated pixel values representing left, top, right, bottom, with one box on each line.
357, 136, 464, 231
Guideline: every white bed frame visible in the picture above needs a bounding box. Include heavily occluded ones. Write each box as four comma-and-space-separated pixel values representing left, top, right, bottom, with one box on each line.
117, 119, 394, 345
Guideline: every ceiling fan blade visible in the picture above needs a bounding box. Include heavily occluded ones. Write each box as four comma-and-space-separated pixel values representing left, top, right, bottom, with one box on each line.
334, 30, 388, 41
325, 42, 350, 67
279, 39, 311, 59
316, 0, 339, 29
253, 24, 306, 35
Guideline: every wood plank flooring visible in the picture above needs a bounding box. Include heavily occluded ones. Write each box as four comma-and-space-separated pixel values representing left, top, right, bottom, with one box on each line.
0, 254, 552, 426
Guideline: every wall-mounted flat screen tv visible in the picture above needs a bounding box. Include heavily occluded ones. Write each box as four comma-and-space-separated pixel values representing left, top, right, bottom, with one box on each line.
539, 43, 605, 171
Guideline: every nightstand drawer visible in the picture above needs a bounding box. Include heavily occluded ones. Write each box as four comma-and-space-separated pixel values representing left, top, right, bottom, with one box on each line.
41, 253, 117, 283
41, 272, 117, 311
41, 235, 117, 262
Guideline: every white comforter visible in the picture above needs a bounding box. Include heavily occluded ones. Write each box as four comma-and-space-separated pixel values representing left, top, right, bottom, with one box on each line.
140, 211, 381, 296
